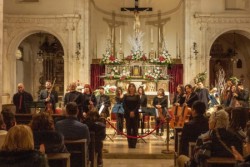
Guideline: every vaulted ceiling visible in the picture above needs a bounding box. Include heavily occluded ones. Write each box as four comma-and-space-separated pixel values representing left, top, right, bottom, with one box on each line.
91, 0, 183, 16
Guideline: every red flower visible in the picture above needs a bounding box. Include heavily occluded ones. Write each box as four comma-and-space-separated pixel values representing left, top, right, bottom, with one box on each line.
159, 56, 166, 62
126, 55, 132, 60
109, 55, 115, 61
141, 55, 147, 61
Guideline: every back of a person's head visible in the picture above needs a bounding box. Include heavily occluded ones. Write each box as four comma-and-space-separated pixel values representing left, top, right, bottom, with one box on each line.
2, 125, 34, 151
210, 109, 229, 129
192, 101, 206, 115
1, 109, 16, 131
30, 112, 54, 131
230, 107, 248, 130
66, 102, 78, 116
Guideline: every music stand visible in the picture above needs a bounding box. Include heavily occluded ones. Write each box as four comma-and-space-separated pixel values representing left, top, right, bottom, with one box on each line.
25, 101, 45, 113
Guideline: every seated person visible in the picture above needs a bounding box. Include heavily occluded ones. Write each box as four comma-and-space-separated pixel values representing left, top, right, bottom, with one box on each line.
189, 108, 243, 167
179, 101, 209, 156
85, 110, 106, 167
1, 109, 16, 131
0, 114, 7, 148
55, 102, 90, 143
232, 127, 250, 167
0, 125, 48, 167
29, 112, 68, 153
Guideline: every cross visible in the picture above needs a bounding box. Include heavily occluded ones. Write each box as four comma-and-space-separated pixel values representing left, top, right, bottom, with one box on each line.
121, 0, 152, 12
103, 13, 127, 55
146, 12, 170, 54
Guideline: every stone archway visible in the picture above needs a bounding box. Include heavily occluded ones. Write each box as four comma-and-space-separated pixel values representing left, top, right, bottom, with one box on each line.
208, 30, 250, 90
16, 32, 65, 98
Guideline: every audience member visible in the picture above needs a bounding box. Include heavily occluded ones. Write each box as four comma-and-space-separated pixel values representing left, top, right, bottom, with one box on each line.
1, 109, 16, 131
85, 111, 106, 167
0, 125, 48, 167
30, 112, 68, 153
0, 114, 7, 148
232, 128, 250, 167
179, 101, 209, 156
55, 102, 90, 143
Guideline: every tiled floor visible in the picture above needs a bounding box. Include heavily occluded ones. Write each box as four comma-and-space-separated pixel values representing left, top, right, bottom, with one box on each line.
102, 128, 175, 167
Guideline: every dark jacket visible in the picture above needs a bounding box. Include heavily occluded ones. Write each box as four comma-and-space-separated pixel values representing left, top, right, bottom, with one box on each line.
96, 94, 111, 117
64, 91, 83, 113
33, 130, 68, 153
39, 89, 58, 112
55, 116, 90, 144
82, 93, 97, 113
13, 91, 33, 113
179, 115, 209, 156
186, 92, 199, 108
0, 150, 48, 167
173, 93, 185, 106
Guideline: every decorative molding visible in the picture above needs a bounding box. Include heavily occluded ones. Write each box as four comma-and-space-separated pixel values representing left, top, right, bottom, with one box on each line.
90, 0, 184, 18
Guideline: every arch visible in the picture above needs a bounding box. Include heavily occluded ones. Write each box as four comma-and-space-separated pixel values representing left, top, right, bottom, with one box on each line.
5, 26, 67, 98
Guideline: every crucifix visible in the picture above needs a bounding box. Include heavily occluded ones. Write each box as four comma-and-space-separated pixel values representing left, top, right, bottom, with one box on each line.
146, 12, 170, 55
121, 0, 152, 34
103, 12, 127, 56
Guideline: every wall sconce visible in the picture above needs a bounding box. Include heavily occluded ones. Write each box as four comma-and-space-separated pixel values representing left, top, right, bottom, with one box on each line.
193, 42, 198, 57
75, 42, 81, 60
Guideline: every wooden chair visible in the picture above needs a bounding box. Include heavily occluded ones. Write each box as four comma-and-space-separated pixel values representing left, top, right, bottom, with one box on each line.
203, 157, 236, 167
64, 139, 88, 167
47, 153, 71, 167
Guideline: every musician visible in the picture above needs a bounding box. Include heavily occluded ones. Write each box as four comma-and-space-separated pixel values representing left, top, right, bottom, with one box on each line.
183, 84, 198, 108
196, 82, 210, 110
13, 83, 33, 113
123, 83, 140, 148
113, 87, 124, 134
82, 84, 97, 115
138, 86, 147, 134
153, 88, 168, 136
173, 84, 185, 106
221, 79, 233, 107
39, 80, 58, 113
96, 86, 111, 118
64, 82, 83, 120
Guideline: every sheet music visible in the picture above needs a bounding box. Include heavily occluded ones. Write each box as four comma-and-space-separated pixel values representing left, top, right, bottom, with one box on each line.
98, 104, 105, 115
155, 108, 159, 117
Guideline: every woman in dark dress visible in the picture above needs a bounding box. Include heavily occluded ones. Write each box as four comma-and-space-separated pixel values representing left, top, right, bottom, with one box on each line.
138, 86, 147, 134
114, 87, 124, 134
153, 88, 168, 136
173, 84, 185, 106
123, 83, 140, 148
82, 84, 97, 116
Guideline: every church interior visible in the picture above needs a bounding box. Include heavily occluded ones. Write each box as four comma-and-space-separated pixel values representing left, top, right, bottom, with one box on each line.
1, 0, 250, 167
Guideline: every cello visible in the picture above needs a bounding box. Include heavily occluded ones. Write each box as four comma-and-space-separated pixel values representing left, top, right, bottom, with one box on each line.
169, 105, 182, 128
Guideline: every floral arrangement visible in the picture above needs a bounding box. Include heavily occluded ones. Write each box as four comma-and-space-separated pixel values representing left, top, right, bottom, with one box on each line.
119, 67, 131, 80
194, 71, 207, 84
149, 50, 172, 65
125, 50, 147, 61
101, 50, 123, 65
94, 85, 117, 95
144, 67, 167, 81
105, 66, 120, 79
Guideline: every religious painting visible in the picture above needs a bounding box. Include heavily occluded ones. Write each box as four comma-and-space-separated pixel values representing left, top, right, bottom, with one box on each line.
157, 80, 169, 92
145, 82, 156, 92
131, 65, 141, 78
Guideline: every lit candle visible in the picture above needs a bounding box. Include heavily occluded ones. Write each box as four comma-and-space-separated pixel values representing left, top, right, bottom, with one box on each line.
119, 28, 122, 44
151, 28, 153, 43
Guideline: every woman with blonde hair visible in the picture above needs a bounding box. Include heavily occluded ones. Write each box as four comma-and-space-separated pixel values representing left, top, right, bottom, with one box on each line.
0, 125, 48, 167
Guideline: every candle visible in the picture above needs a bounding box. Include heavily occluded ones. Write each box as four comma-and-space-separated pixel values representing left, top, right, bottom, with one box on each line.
119, 28, 122, 44
151, 28, 153, 43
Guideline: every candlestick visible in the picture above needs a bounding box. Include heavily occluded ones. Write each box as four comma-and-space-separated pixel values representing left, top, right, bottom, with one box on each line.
151, 28, 153, 43
119, 28, 122, 44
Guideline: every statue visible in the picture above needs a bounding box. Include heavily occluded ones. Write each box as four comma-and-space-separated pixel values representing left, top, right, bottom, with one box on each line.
134, 12, 140, 34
